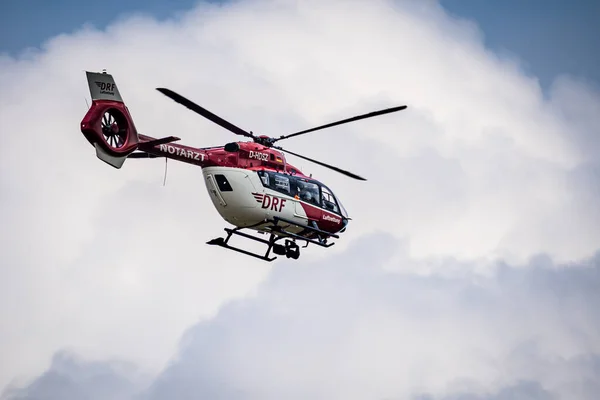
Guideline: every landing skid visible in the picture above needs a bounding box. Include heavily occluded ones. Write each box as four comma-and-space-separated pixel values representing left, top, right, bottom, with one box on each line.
206, 233, 279, 262
206, 217, 338, 262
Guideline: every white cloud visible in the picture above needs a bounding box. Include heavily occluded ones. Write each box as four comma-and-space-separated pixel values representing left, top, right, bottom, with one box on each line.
1, 0, 599, 397
5, 236, 600, 399
137, 236, 600, 400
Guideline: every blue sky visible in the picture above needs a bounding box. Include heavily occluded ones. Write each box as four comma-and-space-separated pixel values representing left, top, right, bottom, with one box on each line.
1, 0, 598, 91
440, 0, 600, 89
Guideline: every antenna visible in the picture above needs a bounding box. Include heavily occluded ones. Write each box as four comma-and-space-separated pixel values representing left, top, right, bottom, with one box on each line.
84, 97, 89, 109
163, 158, 168, 186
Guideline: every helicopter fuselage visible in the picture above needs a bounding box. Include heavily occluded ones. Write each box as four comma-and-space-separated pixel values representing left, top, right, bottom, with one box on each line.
130, 134, 349, 234
201, 166, 349, 236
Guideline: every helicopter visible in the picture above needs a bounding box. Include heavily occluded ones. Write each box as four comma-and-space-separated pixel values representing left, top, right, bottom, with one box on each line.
79, 70, 407, 261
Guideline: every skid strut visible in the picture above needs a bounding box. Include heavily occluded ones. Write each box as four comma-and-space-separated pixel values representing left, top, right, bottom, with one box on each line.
270, 216, 337, 248
206, 217, 338, 261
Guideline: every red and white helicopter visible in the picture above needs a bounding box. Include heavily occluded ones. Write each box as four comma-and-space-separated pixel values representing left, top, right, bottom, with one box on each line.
80, 70, 406, 261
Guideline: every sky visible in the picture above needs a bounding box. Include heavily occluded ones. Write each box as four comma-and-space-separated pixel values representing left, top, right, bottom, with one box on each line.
1, 0, 599, 90
1, 0, 600, 399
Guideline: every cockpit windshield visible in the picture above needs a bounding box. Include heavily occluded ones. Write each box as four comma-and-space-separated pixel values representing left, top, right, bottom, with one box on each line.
320, 184, 349, 218
332, 190, 349, 218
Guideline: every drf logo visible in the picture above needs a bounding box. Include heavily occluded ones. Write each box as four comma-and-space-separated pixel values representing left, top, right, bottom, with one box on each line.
252, 193, 286, 212
95, 81, 116, 95
249, 151, 269, 161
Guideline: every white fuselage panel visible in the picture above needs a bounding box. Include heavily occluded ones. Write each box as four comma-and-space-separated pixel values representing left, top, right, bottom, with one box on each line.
202, 166, 310, 234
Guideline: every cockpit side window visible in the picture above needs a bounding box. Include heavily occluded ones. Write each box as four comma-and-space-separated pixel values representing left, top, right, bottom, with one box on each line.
294, 180, 320, 205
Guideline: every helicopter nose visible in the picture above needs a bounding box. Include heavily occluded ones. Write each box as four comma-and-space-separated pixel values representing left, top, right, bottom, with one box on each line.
339, 217, 349, 233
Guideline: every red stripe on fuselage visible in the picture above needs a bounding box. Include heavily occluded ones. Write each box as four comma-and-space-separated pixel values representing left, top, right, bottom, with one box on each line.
298, 201, 343, 234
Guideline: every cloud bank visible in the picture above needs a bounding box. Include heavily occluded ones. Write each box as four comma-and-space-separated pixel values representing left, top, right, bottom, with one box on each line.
4, 235, 600, 399
142, 235, 600, 400
1, 0, 599, 398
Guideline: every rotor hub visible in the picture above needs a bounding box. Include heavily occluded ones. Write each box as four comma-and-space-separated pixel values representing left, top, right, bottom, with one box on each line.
253, 135, 276, 147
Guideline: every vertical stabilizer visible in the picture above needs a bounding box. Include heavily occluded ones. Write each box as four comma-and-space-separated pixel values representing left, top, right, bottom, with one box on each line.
86, 71, 124, 102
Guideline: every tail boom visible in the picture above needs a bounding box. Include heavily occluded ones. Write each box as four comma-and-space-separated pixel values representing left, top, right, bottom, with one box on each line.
136, 134, 209, 166
79, 70, 215, 169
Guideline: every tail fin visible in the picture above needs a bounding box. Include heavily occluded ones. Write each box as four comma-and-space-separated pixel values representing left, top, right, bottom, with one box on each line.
86, 70, 125, 102
80, 70, 140, 168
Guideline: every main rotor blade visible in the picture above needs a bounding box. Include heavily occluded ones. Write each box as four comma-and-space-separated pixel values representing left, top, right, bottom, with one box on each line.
156, 88, 254, 138
275, 105, 407, 142
275, 146, 366, 181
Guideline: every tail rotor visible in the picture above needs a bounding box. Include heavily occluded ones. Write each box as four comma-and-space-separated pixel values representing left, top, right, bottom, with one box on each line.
100, 109, 128, 149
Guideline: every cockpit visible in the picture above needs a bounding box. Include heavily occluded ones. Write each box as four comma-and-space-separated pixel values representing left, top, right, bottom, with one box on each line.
257, 170, 349, 218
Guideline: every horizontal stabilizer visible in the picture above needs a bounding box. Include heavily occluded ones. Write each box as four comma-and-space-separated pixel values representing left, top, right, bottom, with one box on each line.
94, 143, 127, 168
138, 136, 181, 149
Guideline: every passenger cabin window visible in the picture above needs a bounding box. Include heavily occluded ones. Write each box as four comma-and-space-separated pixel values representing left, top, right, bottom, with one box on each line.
214, 174, 233, 192
259, 171, 270, 187
257, 170, 348, 212
273, 174, 291, 194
